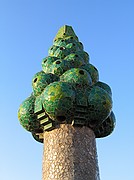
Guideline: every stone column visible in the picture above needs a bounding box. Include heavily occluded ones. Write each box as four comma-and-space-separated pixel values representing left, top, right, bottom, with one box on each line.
42, 124, 100, 180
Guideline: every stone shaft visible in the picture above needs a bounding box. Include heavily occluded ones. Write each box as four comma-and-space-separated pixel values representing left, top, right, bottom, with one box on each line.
42, 124, 100, 180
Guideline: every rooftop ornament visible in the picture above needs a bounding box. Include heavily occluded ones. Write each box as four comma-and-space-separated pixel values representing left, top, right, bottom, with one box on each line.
18, 25, 116, 179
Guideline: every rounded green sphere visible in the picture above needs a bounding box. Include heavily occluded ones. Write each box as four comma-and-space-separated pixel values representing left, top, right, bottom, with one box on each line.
32, 132, 43, 143
64, 53, 85, 68
45, 60, 71, 76
48, 45, 70, 59
42, 81, 75, 122
48, 45, 58, 57
65, 42, 80, 52
88, 86, 112, 127
53, 37, 83, 51
32, 71, 59, 96
60, 68, 92, 87
76, 51, 89, 63
94, 81, 112, 96
18, 95, 41, 132
81, 64, 99, 85
42, 56, 58, 73
94, 111, 116, 138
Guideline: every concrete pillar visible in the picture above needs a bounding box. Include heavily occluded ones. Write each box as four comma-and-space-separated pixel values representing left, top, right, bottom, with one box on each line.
42, 124, 100, 180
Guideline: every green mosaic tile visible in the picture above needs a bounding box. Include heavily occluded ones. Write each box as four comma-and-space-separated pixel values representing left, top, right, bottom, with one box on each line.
54, 25, 79, 42
32, 132, 43, 143
34, 94, 43, 114
94, 111, 116, 138
87, 86, 112, 127
94, 81, 112, 96
81, 64, 99, 85
42, 81, 75, 122
54, 37, 83, 51
45, 59, 71, 76
18, 25, 116, 140
42, 56, 58, 73
18, 94, 42, 133
49, 45, 71, 59
64, 53, 85, 68
32, 71, 59, 96
60, 68, 92, 87
65, 42, 80, 52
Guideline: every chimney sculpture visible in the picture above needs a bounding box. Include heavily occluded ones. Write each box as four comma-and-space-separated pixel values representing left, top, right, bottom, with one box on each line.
18, 25, 116, 180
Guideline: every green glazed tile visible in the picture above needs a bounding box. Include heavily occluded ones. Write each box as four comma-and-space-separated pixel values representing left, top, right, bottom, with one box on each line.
18, 25, 116, 140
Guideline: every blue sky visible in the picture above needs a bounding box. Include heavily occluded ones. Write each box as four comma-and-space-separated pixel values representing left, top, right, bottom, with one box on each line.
0, 0, 134, 179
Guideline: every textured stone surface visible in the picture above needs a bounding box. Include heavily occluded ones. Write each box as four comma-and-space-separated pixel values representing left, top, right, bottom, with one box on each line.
43, 124, 100, 180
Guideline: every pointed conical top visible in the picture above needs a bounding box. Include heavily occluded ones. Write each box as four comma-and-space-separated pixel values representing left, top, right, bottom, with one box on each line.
54, 25, 79, 41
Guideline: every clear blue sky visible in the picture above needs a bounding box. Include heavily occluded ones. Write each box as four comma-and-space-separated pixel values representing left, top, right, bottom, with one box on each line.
0, 0, 134, 179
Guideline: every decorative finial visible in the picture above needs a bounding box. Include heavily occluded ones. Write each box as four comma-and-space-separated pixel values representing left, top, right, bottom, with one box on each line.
18, 25, 116, 143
